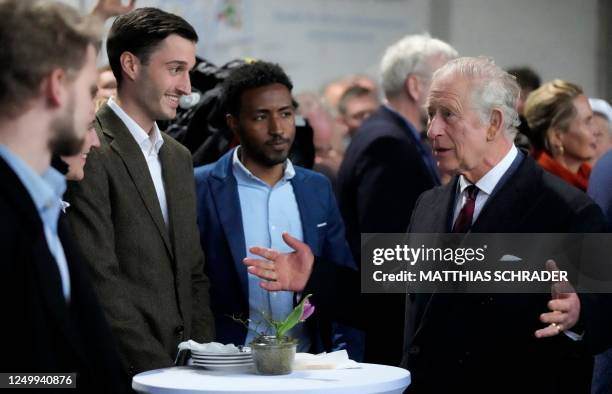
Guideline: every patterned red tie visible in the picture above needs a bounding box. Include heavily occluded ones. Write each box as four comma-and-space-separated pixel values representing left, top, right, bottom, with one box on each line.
452, 185, 479, 233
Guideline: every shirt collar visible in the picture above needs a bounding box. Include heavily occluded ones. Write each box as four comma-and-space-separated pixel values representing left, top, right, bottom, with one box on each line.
231, 146, 295, 186
458, 144, 518, 196
0, 145, 66, 214
107, 96, 164, 155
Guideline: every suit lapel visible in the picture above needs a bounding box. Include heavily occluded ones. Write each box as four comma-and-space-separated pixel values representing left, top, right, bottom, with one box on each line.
0, 158, 43, 234
412, 155, 533, 343
425, 179, 457, 233
210, 156, 249, 297
290, 171, 318, 252
159, 139, 184, 258
410, 179, 458, 341
472, 154, 536, 233
96, 105, 173, 257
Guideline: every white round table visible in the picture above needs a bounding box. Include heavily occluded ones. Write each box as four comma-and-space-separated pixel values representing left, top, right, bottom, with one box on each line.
133, 364, 410, 394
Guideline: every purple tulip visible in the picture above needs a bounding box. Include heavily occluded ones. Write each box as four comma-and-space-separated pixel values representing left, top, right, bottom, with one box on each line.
300, 299, 315, 321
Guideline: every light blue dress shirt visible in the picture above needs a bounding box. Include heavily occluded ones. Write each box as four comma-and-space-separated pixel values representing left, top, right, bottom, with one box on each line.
0, 145, 70, 301
232, 147, 310, 351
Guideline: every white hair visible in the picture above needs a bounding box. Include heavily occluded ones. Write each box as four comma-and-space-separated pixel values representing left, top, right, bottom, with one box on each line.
380, 33, 458, 98
433, 56, 521, 139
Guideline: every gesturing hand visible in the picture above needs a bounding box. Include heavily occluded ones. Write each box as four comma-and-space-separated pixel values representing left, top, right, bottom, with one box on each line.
92, 0, 136, 20
243, 232, 314, 292
535, 259, 580, 338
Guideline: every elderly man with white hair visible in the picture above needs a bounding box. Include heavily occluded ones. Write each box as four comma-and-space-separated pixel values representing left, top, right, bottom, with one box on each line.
336, 34, 457, 365
242, 56, 610, 393
405, 56, 609, 393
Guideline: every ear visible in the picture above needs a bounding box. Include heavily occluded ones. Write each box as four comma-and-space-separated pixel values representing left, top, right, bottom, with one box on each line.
43, 68, 67, 108
119, 51, 140, 82
486, 109, 504, 141
226, 113, 239, 136
405, 74, 421, 102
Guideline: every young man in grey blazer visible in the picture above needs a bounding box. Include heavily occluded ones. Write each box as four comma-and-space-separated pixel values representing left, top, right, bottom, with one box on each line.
67, 7, 214, 377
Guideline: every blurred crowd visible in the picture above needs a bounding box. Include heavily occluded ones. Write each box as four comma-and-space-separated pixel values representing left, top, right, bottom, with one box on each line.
1, 1, 611, 393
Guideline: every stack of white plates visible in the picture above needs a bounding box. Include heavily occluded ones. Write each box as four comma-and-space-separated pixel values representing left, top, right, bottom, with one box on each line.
191, 348, 254, 372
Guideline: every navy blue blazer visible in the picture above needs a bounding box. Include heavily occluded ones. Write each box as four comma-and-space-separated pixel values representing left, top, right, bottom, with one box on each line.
336, 105, 438, 365
194, 149, 355, 350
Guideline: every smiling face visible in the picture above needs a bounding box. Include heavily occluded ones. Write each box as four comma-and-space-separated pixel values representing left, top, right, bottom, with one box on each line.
229, 83, 296, 167
61, 123, 101, 181
96, 69, 117, 100
426, 74, 494, 181
133, 34, 196, 124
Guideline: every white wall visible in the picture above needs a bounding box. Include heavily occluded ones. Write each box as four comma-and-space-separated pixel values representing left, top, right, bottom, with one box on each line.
446, 0, 600, 96
75, 0, 604, 97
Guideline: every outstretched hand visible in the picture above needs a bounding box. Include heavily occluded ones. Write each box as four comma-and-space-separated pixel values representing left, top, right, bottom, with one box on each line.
535, 259, 580, 338
243, 232, 314, 292
92, 0, 136, 20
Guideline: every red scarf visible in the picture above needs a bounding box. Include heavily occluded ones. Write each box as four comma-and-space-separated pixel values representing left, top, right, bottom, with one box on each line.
533, 150, 591, 191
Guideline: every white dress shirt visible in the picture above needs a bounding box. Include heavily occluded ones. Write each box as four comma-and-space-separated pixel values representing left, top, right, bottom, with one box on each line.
452, 145, 518, 226
451, 144, 582, 340
107, 97, 169, 227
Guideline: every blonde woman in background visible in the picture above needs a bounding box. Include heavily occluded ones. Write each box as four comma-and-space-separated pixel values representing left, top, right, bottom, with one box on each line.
524, 80, 597, 191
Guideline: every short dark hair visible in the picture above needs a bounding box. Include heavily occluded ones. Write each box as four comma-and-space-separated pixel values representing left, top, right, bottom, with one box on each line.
107, 7, 198, 85
506, 66, 541, 91
221, 61, 295, 117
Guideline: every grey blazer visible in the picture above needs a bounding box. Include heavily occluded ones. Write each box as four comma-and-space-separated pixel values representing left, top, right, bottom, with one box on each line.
67, 104, 215, 376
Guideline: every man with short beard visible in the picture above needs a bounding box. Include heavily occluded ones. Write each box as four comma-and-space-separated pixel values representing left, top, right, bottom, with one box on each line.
0, 1, 126, 392
67, 7, 215, 376
194, 61, 359, 355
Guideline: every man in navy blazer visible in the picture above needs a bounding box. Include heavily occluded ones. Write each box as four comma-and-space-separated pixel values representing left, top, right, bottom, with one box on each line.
194, 61, 360, 354
335, 34, 457, 365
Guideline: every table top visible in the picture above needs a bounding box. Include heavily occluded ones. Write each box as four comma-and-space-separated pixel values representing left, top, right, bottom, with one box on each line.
132, 364, 411, 394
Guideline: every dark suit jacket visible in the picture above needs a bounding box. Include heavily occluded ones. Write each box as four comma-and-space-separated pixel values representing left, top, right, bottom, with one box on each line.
194, 149, 356, 352
403, 153, 607, 393
588, 150, 612, 230
336, 105, 438, 365
0, 157, 127, 393
303, 153, 609, 393
337, 105, 438, 261
66, 104, 215, 376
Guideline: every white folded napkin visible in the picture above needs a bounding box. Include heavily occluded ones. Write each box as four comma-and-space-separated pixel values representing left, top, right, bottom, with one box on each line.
177, 340, 244, 354
292, 350, 361, 370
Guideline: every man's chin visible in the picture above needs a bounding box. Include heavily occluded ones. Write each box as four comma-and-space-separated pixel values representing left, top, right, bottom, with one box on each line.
437, 161, 458, 175
159, 107, 177, 120
261, 153, 289, 167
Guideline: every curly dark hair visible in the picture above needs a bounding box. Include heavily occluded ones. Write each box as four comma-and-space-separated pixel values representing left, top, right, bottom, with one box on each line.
221, 61, 295, 117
